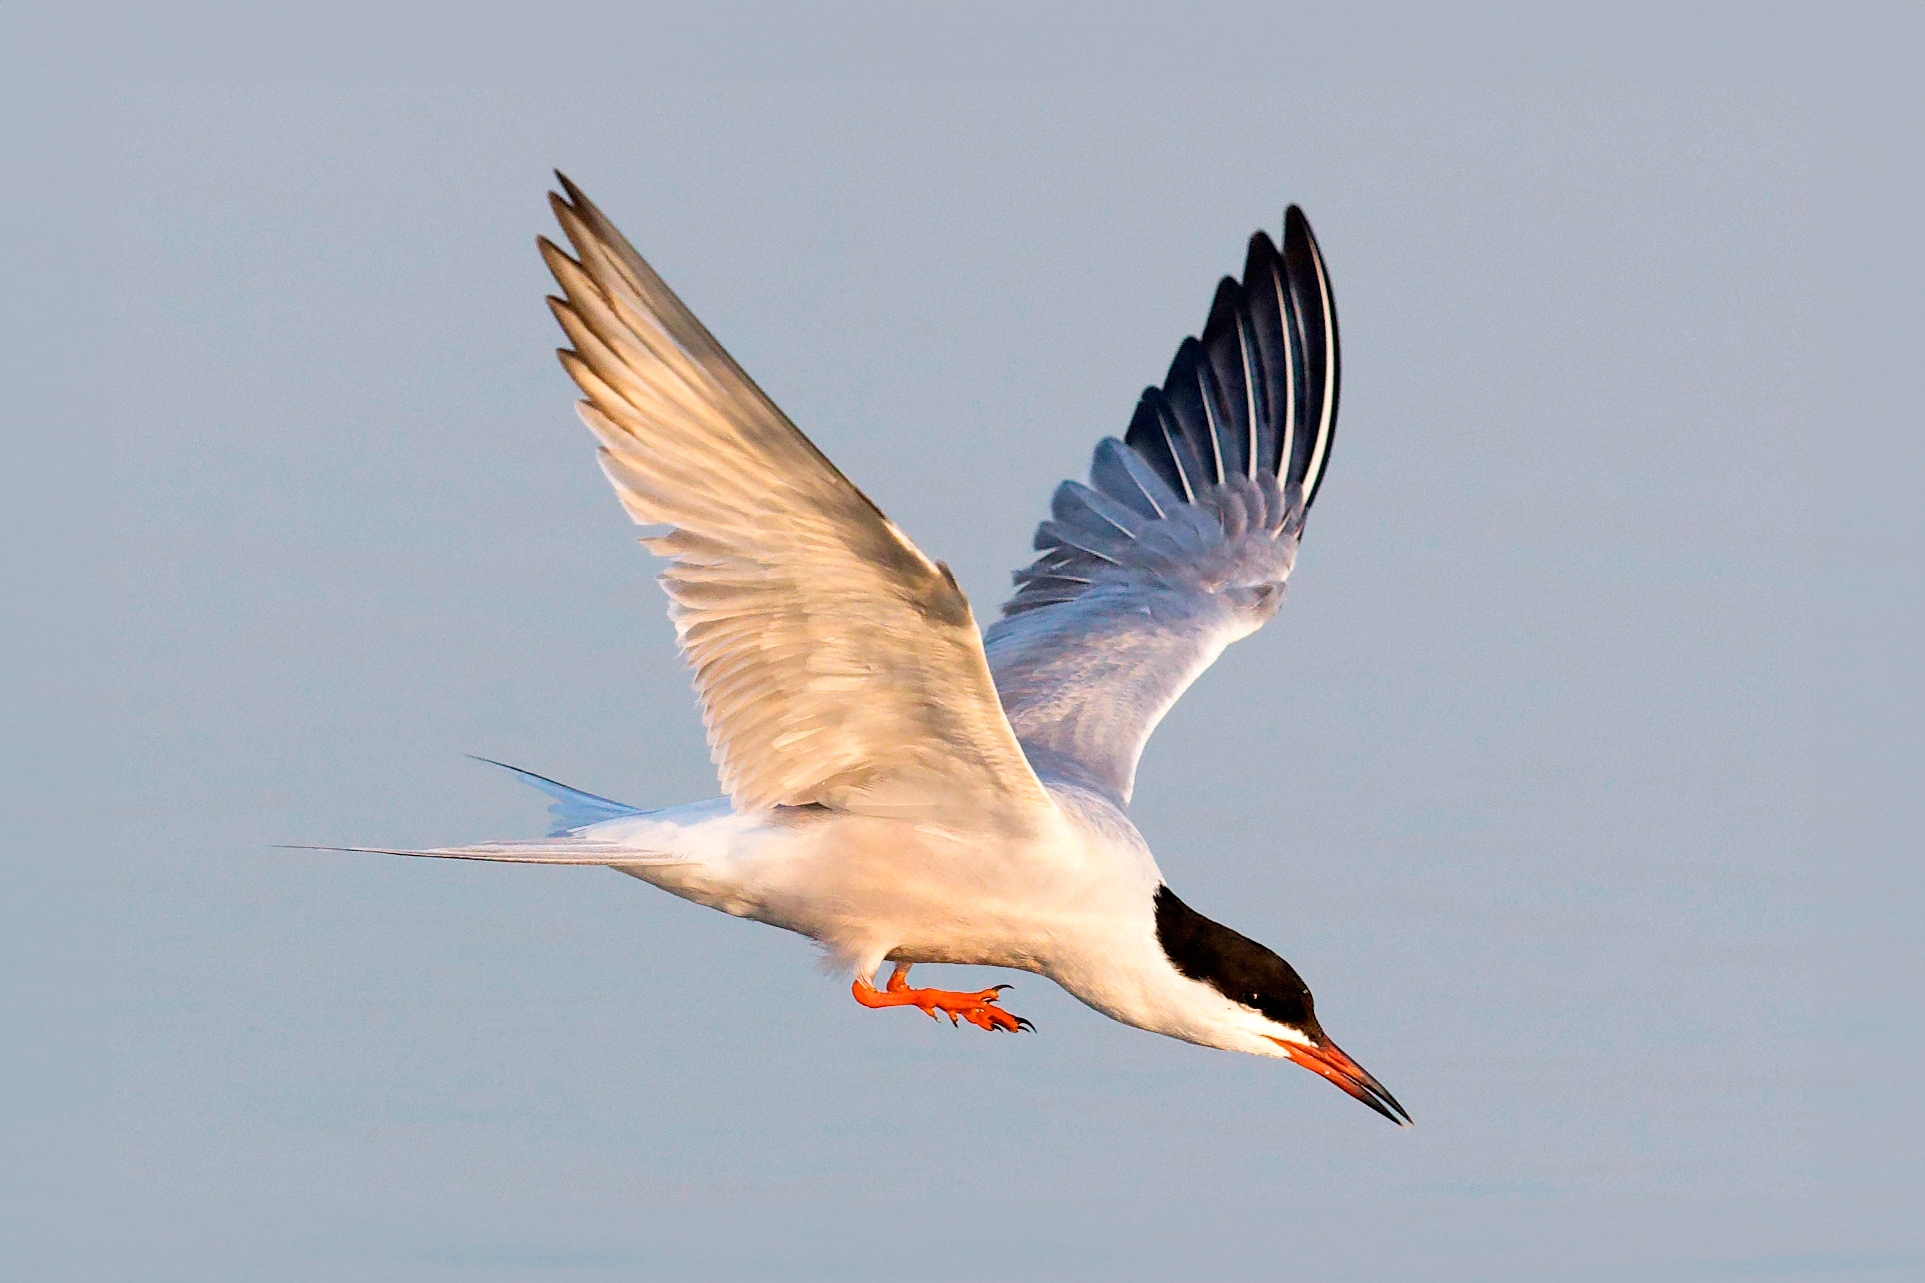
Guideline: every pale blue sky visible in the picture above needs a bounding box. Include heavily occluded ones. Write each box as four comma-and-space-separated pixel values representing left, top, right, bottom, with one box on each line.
4, 5, 1918, 1281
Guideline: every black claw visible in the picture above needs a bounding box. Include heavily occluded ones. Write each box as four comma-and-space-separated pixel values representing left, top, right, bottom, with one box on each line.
991, 984, 1013, 993
1016, 1018, 1036, 1032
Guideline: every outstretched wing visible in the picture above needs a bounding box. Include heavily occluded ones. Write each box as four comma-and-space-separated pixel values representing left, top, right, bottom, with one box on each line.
543, 176, 1052, 829
983, 208, 1339, 806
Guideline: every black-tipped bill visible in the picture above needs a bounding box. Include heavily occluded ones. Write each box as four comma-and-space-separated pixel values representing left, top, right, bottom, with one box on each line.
1268, 1035, 1411, 1127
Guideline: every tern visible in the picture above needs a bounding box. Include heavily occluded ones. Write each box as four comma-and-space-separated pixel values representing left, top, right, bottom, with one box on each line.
325, 176, 1410, 1126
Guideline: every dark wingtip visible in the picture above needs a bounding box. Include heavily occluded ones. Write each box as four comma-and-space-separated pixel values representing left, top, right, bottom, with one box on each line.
1244, 229, 1281, 283
1284, 204, 1329, 274
1204, 276, 1241, 337
1283, 205, 1324, 266
1166, 333, 1204, 384
1124, 388, 1189, 500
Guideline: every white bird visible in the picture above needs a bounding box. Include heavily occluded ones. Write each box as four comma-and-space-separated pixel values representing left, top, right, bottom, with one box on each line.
326, 175, 1409, 1125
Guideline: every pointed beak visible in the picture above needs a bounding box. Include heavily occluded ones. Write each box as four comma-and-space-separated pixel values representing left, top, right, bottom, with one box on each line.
1269, 1035, 1412, 1126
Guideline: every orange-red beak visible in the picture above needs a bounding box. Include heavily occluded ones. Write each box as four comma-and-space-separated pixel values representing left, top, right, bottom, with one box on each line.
1268, 1035, 1411, 1126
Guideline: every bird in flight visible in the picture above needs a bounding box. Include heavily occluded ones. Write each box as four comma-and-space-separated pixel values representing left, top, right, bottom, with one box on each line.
328, 175, 1409, 1126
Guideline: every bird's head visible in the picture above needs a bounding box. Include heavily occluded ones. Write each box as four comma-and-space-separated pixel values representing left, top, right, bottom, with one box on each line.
1154, 885, 1410, 1125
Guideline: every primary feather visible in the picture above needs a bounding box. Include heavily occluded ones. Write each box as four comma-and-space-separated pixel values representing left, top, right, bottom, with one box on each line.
984, 208, 1340, 806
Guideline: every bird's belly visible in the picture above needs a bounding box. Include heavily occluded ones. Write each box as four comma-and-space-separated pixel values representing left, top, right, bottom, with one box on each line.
767, 828, 1077, 972
630, 806, 1138, 975
605, 791, 1161, 983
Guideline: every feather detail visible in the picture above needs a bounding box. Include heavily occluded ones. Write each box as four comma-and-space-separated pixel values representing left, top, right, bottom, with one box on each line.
544, 175, 1053, 831
988, 208, 1340, 803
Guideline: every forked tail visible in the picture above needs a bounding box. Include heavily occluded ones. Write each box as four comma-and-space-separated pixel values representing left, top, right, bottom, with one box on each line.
469, 756, 647, 835
284, 758, 670, 866
284, 838, 679, 865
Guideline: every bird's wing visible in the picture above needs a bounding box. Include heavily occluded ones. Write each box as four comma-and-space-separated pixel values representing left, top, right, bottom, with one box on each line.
983, 208, 1339, 806
543, 176, 1052, 830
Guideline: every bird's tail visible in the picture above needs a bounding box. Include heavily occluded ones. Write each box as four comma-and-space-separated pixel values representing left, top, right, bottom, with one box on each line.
282, 758, 670, 866
468, 756, 647, 835
283, 839, 681, 866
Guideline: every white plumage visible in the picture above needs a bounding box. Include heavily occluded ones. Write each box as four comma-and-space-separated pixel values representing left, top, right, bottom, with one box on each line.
320, 176, 1409, 1125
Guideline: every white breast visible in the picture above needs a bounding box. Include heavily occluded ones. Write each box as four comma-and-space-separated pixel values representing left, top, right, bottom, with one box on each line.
587, 783, 1167, 986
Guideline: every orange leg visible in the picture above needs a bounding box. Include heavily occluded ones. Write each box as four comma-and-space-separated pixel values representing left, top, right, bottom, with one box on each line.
851, 963, 1034, 1032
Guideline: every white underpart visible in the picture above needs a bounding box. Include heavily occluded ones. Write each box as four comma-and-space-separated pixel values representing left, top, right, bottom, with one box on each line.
363, 183, 1352, 1062
570, 785, 1300, 1053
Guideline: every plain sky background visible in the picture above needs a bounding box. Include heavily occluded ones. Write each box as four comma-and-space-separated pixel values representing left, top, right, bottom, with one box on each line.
4, 5, 1919, 1281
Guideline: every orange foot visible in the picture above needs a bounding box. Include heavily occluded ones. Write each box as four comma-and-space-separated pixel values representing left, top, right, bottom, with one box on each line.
852, 963, 1034, 1033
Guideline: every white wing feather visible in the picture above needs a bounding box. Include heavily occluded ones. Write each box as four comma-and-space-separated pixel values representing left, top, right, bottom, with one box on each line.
543, 176, 1052, 830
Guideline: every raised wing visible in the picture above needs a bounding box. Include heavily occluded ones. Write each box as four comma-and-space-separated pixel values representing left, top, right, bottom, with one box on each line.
983, 208, 1339, 806
542, 176, 1052, 829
